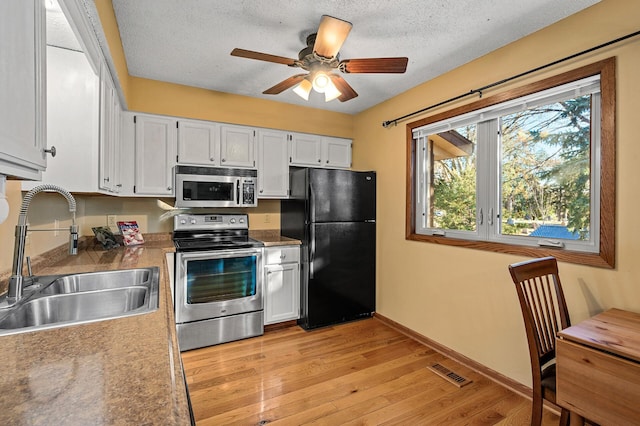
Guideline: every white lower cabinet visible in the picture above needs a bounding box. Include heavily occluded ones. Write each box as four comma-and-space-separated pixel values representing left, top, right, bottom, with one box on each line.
264, 245, 300, 325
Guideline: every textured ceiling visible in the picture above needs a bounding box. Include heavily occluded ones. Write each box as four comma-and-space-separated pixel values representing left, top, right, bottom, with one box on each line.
46, 0, 82, 51
107, 0, 599, 115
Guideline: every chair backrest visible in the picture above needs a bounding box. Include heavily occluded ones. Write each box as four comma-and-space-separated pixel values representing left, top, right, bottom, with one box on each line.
508, 256, 571, 368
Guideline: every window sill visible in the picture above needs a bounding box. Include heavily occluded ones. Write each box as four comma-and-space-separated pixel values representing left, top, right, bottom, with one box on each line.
406, 231, 614, 269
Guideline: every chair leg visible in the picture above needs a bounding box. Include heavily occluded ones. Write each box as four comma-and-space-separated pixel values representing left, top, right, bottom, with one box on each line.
567, 410, 587, 426
559, 408, 570, 426
531, 395, 543, 426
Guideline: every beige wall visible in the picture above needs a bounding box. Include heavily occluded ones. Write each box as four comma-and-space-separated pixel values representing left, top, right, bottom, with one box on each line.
2, 0, 639, 390
354, 0, 640, 386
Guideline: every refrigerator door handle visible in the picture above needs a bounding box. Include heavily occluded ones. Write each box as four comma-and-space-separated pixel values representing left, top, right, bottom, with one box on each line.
309, 181, 315, 223
309, 225, 315, 279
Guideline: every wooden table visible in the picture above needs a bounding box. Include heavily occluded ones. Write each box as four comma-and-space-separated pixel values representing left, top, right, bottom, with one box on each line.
556, 308, 640, 426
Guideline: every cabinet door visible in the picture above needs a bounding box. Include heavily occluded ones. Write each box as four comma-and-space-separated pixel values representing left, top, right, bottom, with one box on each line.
118, 112, 136, 196
257, 130, 288, 198
177, 119, 219, 166
322, 137, 352, 169
220, 124, 256, 168
289, 133, 322, 167
134, 115, 177, 195
264, 263, 300, 325
22, 46, 100, 193
99, 67, 121, 193
111, 93, 123, 193
0, 0, 46, 180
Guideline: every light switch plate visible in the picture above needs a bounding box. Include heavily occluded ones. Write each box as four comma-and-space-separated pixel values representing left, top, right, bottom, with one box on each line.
107, 215, 117, 230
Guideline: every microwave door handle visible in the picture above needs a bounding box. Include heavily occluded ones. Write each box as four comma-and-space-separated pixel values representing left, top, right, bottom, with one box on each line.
236, 180, 240, 206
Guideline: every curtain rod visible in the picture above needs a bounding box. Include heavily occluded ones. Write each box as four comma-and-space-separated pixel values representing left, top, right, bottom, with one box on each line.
381, 29, 640, 128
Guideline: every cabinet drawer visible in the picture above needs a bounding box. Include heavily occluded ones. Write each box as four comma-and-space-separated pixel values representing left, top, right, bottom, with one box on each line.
264, 246, 300, 265
557, 338, 640, 425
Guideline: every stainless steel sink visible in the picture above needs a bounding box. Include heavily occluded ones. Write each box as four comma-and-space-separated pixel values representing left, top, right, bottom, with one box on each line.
40, 268, 153, 294
0, 267, 159, 335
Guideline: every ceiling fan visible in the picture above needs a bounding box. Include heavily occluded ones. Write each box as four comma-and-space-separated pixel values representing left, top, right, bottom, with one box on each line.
230, 15, 408, 102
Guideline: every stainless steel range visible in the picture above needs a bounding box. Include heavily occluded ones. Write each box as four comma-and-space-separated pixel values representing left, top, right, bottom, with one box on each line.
172, 213, 264, 351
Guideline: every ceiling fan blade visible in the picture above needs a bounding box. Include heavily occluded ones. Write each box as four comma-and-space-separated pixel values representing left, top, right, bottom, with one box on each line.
339, 57, 409, 73
313, 15, 352, 59
263, 74, 307, 95
329, 74, 358, 102
231, 48, 297, 66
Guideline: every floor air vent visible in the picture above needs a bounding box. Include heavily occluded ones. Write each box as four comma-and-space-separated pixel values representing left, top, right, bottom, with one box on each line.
427, 363, 473, 388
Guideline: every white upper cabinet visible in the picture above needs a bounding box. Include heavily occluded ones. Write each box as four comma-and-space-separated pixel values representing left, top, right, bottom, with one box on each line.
0, 0, 47, 180
176, 121, 256, 169
99, 65, 124, 194
322, 137, 352, 169
289, 134, 352, 169
23, 46, 100, 193
257, 130, 289, 198
133, 114, 177, 196
289, 133, 323, 167
220, 124, 256, 168
177, 119, 220, 166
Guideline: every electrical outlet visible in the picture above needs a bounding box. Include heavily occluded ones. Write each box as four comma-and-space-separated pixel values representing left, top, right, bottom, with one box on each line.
54, 219, 59, 236
107, 215, 117, 229
265, 214, 271, 223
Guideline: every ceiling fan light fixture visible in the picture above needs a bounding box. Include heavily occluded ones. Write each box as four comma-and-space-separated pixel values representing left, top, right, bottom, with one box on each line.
293, 78, 312, 100
324, 79, 342, 102
312, 72, 330, 93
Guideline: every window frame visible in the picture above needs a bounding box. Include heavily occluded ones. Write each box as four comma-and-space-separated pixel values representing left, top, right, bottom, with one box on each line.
405, 58, 616, 268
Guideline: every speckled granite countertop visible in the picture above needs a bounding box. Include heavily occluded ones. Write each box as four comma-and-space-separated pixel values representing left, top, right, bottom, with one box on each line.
0, 236, 192, 425
250, 230, 301, 246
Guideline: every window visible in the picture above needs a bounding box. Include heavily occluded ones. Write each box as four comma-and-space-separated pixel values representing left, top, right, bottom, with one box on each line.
407, 59, 615, 268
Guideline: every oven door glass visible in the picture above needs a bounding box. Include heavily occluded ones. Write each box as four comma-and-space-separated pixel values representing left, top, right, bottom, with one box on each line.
186, 255, 257, 304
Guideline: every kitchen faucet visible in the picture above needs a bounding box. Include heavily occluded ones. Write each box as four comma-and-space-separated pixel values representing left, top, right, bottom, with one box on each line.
6, 184, 78, 304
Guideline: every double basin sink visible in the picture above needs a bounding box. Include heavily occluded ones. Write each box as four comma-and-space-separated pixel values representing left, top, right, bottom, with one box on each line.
0, 267, 159, 336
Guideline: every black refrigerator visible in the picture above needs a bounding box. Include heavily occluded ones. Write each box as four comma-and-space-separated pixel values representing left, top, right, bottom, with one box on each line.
281, 168, 376, 330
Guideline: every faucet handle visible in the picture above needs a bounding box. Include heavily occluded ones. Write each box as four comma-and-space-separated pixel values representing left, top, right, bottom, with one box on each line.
26, 256, 33, 277
69, 224, 78, 255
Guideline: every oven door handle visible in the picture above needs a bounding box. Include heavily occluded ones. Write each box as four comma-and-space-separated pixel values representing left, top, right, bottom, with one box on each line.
309, 225, 315, 279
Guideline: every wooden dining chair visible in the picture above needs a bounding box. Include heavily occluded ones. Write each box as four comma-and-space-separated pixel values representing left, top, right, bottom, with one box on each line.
508, 256, 571, 426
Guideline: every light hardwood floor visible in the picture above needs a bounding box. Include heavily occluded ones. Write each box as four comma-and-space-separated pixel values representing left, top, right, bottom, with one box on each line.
182, 318, 561, 425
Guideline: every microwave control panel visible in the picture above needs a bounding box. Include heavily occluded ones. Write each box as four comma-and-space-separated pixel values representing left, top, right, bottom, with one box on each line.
242, 181, 256, 206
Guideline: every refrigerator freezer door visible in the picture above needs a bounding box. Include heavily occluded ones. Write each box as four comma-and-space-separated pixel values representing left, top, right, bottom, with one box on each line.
309, 169, 376, 223
303, 221, 376, 329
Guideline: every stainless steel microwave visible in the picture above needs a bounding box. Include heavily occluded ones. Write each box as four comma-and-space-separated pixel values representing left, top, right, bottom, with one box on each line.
174, 166, 257, 208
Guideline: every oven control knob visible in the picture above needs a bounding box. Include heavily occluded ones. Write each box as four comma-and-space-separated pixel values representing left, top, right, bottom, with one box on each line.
190, 219, 197, 224
239, 218, 245, 223
230, 218, 236, 224
180, 219, 186, 225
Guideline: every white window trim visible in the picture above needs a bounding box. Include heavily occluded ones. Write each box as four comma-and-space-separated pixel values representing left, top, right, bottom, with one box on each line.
413, 76, 601, 254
